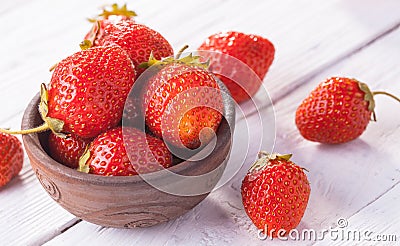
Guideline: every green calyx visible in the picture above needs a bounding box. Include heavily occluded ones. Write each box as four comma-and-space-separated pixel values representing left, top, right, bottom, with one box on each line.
249, 152, 293, 173
39, 84, 66, 137
0, 83, 65, 136
358, 81, 377, 121
79, 40, 93, 51
139, 45, 210, 70
77, 146, 91, 173
88, 3, 137, 22
357, 79, 400, 122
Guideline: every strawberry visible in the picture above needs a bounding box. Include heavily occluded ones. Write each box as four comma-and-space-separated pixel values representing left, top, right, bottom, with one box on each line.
84, 3, 137, 48
241, 153, 310, 237
0, 133, 23, 187
84, 20, 174, 77
48, 132, 91, 169
33, 45, 134, 139
295, 77, 400, 144
78, 127, 172, 176
198, 31, 275, 103
142, 55, 223, 150
0, 46, 136, 139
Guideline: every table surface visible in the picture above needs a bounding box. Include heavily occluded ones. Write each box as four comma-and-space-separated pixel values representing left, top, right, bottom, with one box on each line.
1, 0, 399, 245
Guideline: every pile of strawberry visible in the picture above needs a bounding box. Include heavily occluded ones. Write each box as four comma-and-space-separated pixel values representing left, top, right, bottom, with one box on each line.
1, 3, 399, 240
30, 7, 224, 175
0, 4, 276, 179
19, 3, 276, 177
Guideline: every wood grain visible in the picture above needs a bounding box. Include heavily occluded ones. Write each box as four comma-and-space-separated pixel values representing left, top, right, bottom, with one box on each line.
0, 0, 399, 245
315, 183, 400, 245
44, 29, 400, 246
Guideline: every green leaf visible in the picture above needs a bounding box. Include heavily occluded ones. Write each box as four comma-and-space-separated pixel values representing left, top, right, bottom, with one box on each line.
358, 80, 376, 121
250, 152, 293, 173
77, 147, 91, 174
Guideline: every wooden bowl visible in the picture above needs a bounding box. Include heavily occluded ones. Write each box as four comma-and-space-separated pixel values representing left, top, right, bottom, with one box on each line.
22, 87, 235, 228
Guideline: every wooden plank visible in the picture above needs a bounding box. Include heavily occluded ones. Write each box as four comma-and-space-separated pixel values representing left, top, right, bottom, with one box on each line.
315, 183, 400, 245
266, 28, 400, 244
0, 116, 78, 246
0, 0, 399, 245
44, 29, 400, 245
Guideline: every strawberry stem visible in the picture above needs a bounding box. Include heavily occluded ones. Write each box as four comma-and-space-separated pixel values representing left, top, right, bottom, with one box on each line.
1, 83, 67, 137
373, 91, 400, 103
140, 48, 209, 70
175, 45, 189, 59
0, 123, 50, 135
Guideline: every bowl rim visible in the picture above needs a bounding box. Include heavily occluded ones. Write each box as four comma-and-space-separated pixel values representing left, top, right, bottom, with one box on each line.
22, 83, 235, 186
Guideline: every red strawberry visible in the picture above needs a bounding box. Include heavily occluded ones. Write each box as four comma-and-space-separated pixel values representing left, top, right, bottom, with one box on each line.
85, 20, 174, 77
84, 4, 137, 48
78, 127, 172, 176
143, 61, 223, 150
1, 46, 135, 139
48, 133, 91, 169
0, 133, 23, 187
198, 31, 275, 103
241, 152, 310, 237
295, 77, 400, 144
43, 45, 136, 138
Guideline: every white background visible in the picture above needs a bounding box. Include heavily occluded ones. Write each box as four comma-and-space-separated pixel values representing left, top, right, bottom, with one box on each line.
0, 0, 399, 245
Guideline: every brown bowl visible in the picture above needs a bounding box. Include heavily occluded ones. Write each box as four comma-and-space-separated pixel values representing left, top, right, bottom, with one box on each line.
22, 87, 235, 228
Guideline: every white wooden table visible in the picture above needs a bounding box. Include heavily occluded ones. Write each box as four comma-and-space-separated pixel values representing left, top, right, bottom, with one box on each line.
1, 0, 399, 245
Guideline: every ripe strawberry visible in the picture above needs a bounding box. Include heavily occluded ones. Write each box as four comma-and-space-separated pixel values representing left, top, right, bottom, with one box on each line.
0, 133, 23, 187
143, 61, 223, 149
84, 4, 137, 47
198, 31, 275, 103
78, 127, 172, 176
48, 133, 91, 169
241, 153, 310, 237
44, 45, 135, 138
84, 20, 174, 77
0, 46, 138, 139
295, 77, 400, 144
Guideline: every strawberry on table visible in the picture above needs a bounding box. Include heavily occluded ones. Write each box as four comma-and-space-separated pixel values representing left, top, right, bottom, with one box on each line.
48, 133, 91, 169
241, 152, 310, 237
0, 133, 23, 188
84, 20, 174, 77
198, 31, 275, 103
142, 51, 223, 150
78, 127, 172, 176
295, 77, 400, 144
